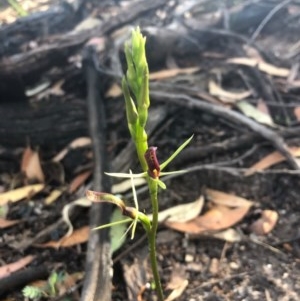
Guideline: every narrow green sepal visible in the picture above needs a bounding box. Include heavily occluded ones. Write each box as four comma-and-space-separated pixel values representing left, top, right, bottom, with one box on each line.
122, 77, 138, 126
124, 42, 138, 97
138, 67, 150, 127
157, 179, 166, 190
92, 218, 132, 231
160, 135, 194, 171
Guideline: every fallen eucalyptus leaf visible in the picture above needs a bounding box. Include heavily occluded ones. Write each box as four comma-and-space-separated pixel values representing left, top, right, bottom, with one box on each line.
236, 100, 275, 127
227, 57, 290, 77
21, 147, 44, 182
250, 210, 279, 235
0, 184, 44, 206
149, 195, 204, 224
45, 189, 63, 205
206, 188, 254, 207
166, 204, 251, 235
150, 67, 199, 80
208, 79, 251, 103
36, 226, 89, 249
245, 147, 300, 175
0, 255, 35, 279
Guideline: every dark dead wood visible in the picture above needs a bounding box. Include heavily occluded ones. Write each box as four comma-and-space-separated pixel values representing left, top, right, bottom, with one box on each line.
80, 42, 112, 301
0, 2, 78, 58
175, 126, 300, 166
0, 0, 166, 78
151, 91, 300, 170
0, 99, 87, 149
0, 265, 49, 297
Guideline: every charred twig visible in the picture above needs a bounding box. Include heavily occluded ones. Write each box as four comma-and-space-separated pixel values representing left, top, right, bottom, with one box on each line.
80, 43, 112, 301
151, 91, 300, 170
175, 126, 300, 166
19, 218, 65, 251
0, 0, 166, 77
0, 265, 49, 297
250, 0, 291, 42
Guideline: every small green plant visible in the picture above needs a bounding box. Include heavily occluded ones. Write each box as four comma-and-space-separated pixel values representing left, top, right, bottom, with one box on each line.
86, 27, 192, 301
23, 271, 64, 299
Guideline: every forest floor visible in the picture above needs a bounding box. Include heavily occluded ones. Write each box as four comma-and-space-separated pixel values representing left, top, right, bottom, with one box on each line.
0, 1, 300, 300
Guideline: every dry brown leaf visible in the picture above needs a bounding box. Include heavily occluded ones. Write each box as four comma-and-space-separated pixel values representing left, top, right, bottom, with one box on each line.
149, 67, 199, 80
36, 226, 89, 249
210, 228, 242, 242
153, 195, 204, 223
206, 188, 253, 207
166, 205, 251, 235
0, 184, 44, 206
50, 79, 65, 96
21, 147, 44, 182
0, 218, 21, 229
57, 272, 84, 295
257, 99, 271, 116
0, 255, 35, 279
250, 210, 279, 235
243, 45, 263, 61
294, 107, 300, 121
245, 147, 300, 175
45, 189, 63, 205
68, 170, 92, 194
285, 79, 300, 89
165, 280, 188, 301
227, 57, 290, 77
165, 264, 188, 301
21, 146, 33, 172
105, 83, 122, 98
208, 79, 251, 103
209, 258, 219, 275
52, 137, 92, 162
189, 227, 242, 242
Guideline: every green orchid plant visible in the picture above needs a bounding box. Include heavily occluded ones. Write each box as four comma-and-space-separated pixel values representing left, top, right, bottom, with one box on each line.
86, 27, 192, 301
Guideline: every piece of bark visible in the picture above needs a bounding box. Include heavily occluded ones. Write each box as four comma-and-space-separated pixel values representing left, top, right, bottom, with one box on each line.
0, 99, 87, 149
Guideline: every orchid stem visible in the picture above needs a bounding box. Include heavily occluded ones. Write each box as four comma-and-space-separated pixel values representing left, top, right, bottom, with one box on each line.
147, 177, 164, 301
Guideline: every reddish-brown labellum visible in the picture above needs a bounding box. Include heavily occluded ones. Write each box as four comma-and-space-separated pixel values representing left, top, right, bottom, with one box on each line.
144, 146, 160, 178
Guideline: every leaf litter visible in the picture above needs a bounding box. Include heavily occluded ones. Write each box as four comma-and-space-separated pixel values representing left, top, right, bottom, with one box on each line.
0, 255, 35, 279
35, 226, 89, 249
149, 195, 204, 223
250, 210, 279, 235
21, 146, 45, 182
0, 184, 44, 206
0, 217, 21, 229
165, 189, 253, 237
208, 79, 252, 103
52, 137, 92, 162
245, 146, 300, 175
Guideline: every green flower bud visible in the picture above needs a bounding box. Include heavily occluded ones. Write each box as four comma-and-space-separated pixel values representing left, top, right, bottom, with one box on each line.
122, 77, 138, 127
137, 67, 150, 127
